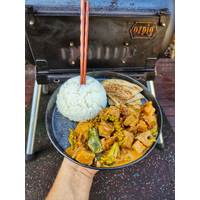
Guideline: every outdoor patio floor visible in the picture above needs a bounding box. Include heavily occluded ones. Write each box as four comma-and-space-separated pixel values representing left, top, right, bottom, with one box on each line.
25, 58, 175, 200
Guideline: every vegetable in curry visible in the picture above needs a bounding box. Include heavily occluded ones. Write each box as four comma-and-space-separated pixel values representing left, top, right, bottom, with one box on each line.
65, 101, 158, 167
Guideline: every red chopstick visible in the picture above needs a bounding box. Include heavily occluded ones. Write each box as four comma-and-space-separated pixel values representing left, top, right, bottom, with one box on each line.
80, 0, 85, 85
83, 2, 90, 85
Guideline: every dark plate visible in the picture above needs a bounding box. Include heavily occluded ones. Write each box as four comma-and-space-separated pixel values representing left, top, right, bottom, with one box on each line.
45, 71, 163, 170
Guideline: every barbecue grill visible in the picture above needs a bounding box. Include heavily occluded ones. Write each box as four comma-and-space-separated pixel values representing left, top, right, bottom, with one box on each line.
25, 0, 175, 161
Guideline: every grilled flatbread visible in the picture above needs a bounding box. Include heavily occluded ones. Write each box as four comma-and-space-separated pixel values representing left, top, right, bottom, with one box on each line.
101, 79, 143, 105
125, 93, 145, 104
126, 99, 142, 106
107, 96, 115, 106
108, 94, 144, 106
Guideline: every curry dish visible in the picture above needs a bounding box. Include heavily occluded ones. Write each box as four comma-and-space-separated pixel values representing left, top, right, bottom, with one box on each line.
65, 101, 158, 167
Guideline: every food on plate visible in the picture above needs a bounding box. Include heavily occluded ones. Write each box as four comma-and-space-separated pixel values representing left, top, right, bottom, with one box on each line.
65, 101, 158, 167
125, 95, 144, 105
101, 79, 145, 107
135, 130, 153, 147
132, 140, 146, 154
75, 149, 95, 166
56, 76, 107, 122
108, 93, 145, 106
87, 127, 103, 153
101, 79, 143, 105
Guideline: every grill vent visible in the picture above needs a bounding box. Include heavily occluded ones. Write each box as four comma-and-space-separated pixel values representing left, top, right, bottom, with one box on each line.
114, 47, 119, 59
66, 46, 136, 64
61, 48, 66, 60
88, 47, 93, 59
97, 47, 101, 59
105, 47, 110, 59
122, 47, 127, 58
70, 47, 75, 60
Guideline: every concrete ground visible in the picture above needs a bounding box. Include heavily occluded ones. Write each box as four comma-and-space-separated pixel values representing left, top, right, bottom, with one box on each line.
25, 84, 62, 199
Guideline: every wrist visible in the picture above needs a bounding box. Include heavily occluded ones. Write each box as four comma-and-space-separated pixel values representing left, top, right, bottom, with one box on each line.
46, 158, 98, 200
62, 157, 97, 179
61, 158, 95, 200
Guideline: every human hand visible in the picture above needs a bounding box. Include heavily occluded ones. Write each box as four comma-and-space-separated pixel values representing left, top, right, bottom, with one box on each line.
62, 157, 99, 178
46, 157, 99, 200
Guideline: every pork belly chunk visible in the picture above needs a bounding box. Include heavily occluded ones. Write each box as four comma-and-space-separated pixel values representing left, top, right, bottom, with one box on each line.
75, 149, 95, 166
136, 120, 148, 133
132, 140, 146, 154
135, 130, 153, 147
104, 106, 121, 119
141, 101, 155, 116
118, 104, 139, 118
126, 120, 147, 134
101, 135, 118, 151
121, 130, 135, 149
98, 120, 115, 138
140, 114, 156, 129
123, 114, 139, 127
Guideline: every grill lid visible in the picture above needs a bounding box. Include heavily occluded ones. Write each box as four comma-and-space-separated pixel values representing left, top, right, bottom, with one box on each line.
25, 0, 173, 14
25, 0, 174, 83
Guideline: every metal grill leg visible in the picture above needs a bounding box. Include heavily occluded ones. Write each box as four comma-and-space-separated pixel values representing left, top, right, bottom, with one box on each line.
42, 84, 48, 94
25, 80, 42, 160
146, 80, 165, 150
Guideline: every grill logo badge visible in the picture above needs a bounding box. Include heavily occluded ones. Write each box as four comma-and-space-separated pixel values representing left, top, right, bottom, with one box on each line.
130, 22, 157, 39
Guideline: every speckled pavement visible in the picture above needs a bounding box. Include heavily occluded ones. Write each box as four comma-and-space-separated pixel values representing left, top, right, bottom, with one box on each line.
25, 84, 175, 200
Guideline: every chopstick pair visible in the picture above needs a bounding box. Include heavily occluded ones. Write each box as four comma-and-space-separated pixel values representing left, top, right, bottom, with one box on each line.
80, 0, 90, 85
